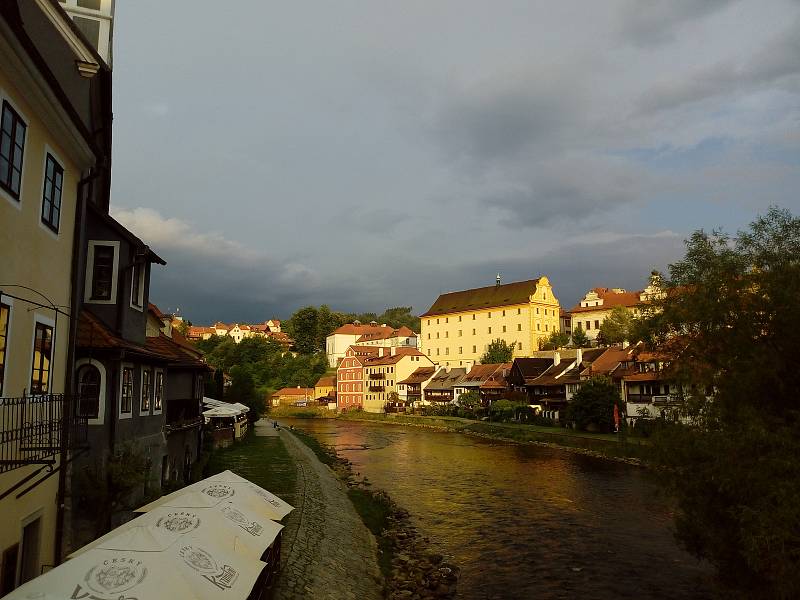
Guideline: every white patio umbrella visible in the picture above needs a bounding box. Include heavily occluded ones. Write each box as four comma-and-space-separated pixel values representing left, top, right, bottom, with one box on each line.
6, 536, 267, 600
71, 501, 284, 562
135, 470, 293, 521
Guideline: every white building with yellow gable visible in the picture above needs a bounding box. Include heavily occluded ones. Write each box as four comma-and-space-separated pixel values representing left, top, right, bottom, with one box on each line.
420, 276, 561, 367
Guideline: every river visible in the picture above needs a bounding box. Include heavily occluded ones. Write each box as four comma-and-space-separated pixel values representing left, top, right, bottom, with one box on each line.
284, 418, 713, 599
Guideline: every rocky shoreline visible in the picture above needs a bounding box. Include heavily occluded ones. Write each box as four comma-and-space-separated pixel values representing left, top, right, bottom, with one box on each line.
290, 428, 460, 599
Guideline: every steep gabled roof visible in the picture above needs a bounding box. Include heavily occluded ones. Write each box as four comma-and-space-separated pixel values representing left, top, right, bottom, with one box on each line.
398, 367, 436, 385
511, 357, 554, 381
421, 279, 542, 317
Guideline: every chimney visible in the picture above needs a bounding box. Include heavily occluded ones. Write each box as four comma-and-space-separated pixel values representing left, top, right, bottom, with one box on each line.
622, 340, 629, 349
381, 323, 387, 328
496, 273, 501, 288
391, 347, 397, 356
576, 348, 583, 365
445, 365, 451, 373
379, 348, 385, 357
553, 351, 561, 366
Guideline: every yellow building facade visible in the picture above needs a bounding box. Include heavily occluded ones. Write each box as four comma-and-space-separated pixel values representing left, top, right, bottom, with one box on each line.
0, 2, 104, 590
420, 277, 561, 367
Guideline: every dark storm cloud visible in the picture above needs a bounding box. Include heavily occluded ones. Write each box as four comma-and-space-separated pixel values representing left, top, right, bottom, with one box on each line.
394, 231, 686, 314
638, 17, 800, 113
617, 0, 739, 46
109, 1, 800, 320
430, 78, 580, 163
482, 155, 648, 228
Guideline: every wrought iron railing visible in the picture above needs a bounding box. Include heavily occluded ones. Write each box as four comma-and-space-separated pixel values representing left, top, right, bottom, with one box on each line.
0, 394, 88, 474
368, 385, 385, 392
368, 373, 386, 380
165, 415, 203, 433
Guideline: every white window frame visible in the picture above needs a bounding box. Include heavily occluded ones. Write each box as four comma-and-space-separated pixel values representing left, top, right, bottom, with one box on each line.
140, 367, 152, 414
85, 240, 120, 304
0, 89, 29, 210
129, 262, 145, 311
153, 368, 164, 415
28, 313, 55, 396
118, 362, 134, 419
75, 357, 106, 425
38, 144, 66, 239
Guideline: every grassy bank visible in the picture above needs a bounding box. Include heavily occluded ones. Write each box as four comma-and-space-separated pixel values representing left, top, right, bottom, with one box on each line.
205, 431, 297, 506
338, 411, 650, 463
268, 406, 337, 419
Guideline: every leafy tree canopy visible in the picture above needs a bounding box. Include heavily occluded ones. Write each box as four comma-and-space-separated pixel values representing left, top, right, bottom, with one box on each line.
571, 324, 589, 348
283, 305, 421, 355
539, 329, 570, 350
640, 207, 800, 596
564, 376, 619, 431
480, 338, 515, 364
597, 306, 633, 345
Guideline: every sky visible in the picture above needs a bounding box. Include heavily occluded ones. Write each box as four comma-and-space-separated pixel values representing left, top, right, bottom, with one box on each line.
109, 0, 800, 324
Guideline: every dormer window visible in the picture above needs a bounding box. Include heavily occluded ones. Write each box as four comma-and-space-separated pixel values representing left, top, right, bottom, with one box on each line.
130, 262, 145, 309
92, 246, 114, 299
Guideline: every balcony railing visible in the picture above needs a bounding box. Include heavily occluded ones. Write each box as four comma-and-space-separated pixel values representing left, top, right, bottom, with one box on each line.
0, 394, 88, 474
368, 385, 385, 392
165, 415, 203, 433
368, 373, 386, 380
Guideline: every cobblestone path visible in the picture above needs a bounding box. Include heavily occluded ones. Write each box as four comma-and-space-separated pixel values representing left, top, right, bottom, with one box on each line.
270, 425, 383, 600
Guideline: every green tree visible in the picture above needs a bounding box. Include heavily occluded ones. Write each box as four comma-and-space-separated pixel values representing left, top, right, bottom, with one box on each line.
597, 307, 633, 345
285, 306, 319, 354
539, 329, 570, 350
480, 338, 515, 363
227, 365, 262, 418
571, 324, 589, 347
640, 207, 800, 597
378, 307, 421, 333
456, 389, 482, 410
563, 376, 620, 431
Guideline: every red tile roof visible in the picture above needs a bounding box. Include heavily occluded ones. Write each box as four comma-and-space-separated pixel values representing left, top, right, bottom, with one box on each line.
398, 367, 436, 385
363, 348, 425, 366
569, 288, 644, 314
356, 326, 416, 342
315, 376, 336, 388
273, 387, 315, 396
332, 323, 391, 336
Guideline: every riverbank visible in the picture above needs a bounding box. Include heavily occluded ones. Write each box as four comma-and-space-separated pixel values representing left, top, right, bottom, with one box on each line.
206, 420, 383, 599
289, 427, 460, 599
335, 412, 650, 465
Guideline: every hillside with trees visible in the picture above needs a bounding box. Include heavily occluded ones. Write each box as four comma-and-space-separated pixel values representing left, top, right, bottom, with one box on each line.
283, 305, 420, 355
195, 335, 328, 415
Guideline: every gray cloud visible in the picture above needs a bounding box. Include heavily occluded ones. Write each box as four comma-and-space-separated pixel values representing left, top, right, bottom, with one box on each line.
430, 75, 583, 164
617, 0, 739, 46
106, 1, 800, 322
638, 17, 800, 113
482, 154, 649, 228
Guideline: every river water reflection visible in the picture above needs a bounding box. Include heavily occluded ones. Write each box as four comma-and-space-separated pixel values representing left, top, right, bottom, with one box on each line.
285, 419, 712, 599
